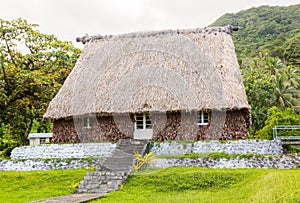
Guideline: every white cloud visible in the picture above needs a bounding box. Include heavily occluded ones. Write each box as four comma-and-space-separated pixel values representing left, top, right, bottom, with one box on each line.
0, 0, 299, 47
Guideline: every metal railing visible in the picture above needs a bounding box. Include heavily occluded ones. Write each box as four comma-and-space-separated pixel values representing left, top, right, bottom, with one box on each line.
273, 125, 300, 140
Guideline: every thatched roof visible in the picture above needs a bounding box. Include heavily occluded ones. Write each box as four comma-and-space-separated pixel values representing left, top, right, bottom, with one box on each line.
44, 26, 250, 120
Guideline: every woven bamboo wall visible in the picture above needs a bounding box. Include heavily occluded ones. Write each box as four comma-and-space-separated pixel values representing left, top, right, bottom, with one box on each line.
51, 109, 250, 143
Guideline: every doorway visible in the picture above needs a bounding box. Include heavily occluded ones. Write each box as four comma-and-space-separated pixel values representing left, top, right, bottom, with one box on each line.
134, 112, 153, 139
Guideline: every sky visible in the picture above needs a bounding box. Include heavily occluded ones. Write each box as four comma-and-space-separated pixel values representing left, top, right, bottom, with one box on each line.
1, 0, 299, 47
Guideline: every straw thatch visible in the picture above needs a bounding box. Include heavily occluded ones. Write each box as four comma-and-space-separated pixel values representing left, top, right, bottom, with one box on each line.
44, 26, 250, 120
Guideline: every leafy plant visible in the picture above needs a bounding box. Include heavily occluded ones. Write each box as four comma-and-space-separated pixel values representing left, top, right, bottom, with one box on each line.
240, 53, 300, 136
285, 145, 300, 154
0, 18, 80, 152
0, 137, 19, 158
257, 106, 300, 139
133, 152, 156, 172
272, 66, 300, 112
240, 54, 276, 134
69, 182, 79, 190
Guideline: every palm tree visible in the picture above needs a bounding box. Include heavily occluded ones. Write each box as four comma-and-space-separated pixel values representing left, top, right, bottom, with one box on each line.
272, 71, 300, 112
263, 55, 284, 75
283, 66, 300, 88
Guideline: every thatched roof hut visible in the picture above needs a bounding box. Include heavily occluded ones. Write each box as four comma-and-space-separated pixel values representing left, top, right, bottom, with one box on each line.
44, 26, 251, 142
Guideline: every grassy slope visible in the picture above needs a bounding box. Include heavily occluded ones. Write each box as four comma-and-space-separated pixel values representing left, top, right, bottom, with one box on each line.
92, 168, 300, 203
0, 168, 299, 202
0, 169, 91, 203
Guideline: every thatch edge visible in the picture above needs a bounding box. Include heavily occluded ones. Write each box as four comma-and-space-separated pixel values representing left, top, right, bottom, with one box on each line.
76, 25, 238, 44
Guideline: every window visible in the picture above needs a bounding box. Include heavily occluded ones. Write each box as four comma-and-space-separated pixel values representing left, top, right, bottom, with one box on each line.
135, 113, 152, 130
197, 111, 209, 125
40, 138, 46, 144
145, 114, 152, 129
136, 114, 144, 129
82, 117, 91, 129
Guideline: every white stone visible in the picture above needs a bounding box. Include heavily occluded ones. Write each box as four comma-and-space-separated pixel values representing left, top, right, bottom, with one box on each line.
11, 143, 116, 160
151, 140, 283, 155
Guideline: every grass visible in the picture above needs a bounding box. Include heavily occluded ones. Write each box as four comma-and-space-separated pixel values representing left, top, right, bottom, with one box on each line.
0, 168, 92, 203
1, 167, 300, 203
91, 168, 300, 203
285, 145, 300, 154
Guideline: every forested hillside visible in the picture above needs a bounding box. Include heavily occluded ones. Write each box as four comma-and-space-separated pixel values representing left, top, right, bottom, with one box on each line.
211, 4, 300, 60
212, 4, 300, 137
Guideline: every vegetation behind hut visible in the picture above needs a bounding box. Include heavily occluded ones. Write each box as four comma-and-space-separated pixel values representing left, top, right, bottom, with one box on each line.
212, 4, 300, 136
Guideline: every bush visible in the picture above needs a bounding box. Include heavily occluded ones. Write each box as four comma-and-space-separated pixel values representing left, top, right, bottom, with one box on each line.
0, 138, 19, 158
133, 152, 156, 172
0, 124, 20, 158
257, 107, 300, 139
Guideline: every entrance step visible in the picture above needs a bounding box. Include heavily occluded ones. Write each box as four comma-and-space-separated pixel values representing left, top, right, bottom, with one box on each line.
76, 139, 149, 194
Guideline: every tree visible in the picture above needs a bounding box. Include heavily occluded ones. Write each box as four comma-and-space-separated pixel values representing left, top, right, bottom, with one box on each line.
0, 18, 80, 149
272, 67, 300, 112
257, 107, 300, 140
284, 33, 300, 68
241, 54, 275, 135
241, 53, 300, 136
211, 4, 300, 59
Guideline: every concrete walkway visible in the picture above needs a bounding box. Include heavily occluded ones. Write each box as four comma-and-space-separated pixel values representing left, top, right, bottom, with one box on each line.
27, 193, 104, 203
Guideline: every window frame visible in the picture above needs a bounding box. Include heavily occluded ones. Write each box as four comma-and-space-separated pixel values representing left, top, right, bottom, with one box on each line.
82, 116, 91, 129
39, 138, 46, 144
197, 111, 209, 125
135, 113, 152, 130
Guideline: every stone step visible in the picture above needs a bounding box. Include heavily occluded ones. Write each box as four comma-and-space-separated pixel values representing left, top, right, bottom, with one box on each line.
82, 176, 124, 182
118, 144, 146, 147
103, 165, 132, 170
76, 139, 149, 194
106, 154, 134, 158
118, 147, 147, 151
77, 180, 124, 194
85, 171, 128, 176
103, 163, 133, 168
83, 173, 125, 178
102, 164, 133, 169
118, 139, 148, 143
105, 158, 133, 162
103, 161, 134, 165
104, 161, 134, 165
104, 157, 134, 161
117, 145, 144, 150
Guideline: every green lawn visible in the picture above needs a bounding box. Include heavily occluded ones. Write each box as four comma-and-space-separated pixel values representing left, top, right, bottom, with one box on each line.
1, 168, 300, 203
0, 169, 91, 203
92, 168, 300, 203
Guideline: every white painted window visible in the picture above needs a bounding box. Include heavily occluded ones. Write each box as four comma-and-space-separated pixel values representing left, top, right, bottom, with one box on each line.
40, 138, 46, 144
135, 113, 152, 130
197, 111, 209, 125
82, 117, 91, 129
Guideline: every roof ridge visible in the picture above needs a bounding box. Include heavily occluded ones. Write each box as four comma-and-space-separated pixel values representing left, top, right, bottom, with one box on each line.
76, 25, 238, 44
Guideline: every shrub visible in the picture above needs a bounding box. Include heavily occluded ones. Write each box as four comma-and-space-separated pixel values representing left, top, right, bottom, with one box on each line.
0, 138, 19, 158
257, 107, 300, 139
133, 152, 156, 172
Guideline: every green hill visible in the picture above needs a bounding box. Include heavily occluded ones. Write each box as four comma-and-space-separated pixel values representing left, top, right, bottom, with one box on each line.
211, 4, 300, 60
